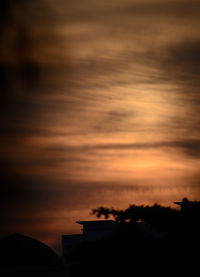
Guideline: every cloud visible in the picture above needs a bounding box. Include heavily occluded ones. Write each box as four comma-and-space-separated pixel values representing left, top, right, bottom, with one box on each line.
122, 0, 200, 18
44, 138, 200, 161
64, 0, 200, 24
159, 39, 200, 89
1, 0, 200, 252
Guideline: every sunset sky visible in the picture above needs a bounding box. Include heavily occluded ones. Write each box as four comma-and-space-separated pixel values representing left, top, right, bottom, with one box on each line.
1, 0, 200, 253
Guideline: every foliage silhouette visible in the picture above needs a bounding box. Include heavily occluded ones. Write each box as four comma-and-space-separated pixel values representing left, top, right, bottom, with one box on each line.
92, 203, 181, 232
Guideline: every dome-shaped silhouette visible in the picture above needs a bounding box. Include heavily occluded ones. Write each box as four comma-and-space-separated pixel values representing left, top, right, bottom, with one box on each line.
0, 233, 60, 268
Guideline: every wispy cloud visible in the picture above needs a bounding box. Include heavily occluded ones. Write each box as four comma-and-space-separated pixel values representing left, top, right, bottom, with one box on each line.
1, 0, 200, 252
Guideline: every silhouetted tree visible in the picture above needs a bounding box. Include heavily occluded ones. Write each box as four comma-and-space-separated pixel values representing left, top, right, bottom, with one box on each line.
92, 203, 180, 232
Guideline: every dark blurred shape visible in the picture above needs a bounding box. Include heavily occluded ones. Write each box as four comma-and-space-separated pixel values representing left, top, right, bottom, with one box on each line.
0, 1, 49, 234
0, 0, 12, 25
0, 233, 61, 268
0, 0, 40, 140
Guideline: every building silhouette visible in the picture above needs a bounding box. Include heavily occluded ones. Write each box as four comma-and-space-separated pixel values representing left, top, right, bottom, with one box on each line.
62, 220, 117, 261
174, 199, 200, 211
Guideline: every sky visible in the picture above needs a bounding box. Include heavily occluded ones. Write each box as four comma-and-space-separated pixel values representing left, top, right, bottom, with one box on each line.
1, 0, 200, 253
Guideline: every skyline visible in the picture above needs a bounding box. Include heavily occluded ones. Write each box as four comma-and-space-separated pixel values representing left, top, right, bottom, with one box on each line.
1, 0, 200, 253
